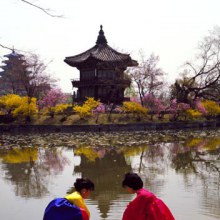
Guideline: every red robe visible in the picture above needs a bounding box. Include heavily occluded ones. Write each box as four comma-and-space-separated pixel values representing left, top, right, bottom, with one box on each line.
122, 188, 175, 220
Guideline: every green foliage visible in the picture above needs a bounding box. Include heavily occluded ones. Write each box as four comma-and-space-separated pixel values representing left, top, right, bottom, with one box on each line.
170, 76, 198, 104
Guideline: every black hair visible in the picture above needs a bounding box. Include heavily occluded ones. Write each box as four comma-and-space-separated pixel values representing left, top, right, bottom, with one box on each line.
74, 177, 95, 192
122, 172, 143, 190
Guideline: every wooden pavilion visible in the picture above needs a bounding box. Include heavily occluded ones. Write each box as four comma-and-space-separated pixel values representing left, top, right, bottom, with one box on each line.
64, 25, 138, 104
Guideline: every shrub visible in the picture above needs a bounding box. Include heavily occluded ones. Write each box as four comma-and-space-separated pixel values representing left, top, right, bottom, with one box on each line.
201, 100, 220, 118
0, 94, 38, 122
120, 101, 148, 120
186, 109, 202, 120
12, 96, 38, 118
0, 94, 22, 114
73, 105, 92, 119
73, 97, 101, 119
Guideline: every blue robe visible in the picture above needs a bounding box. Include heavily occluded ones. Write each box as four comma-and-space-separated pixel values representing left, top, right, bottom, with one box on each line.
43, 198, 89, 220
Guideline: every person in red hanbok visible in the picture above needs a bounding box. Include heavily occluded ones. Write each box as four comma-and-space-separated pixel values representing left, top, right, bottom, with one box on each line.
122, 172, 175, 220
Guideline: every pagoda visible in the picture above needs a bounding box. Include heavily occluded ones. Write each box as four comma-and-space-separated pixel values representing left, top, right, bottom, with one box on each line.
0, 50, 26, 96
64, 25, 138, 104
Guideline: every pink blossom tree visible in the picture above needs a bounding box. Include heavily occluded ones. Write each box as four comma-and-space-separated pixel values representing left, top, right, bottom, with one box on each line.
194, 99, 207, 116
37, 88, 68, 117
126, 53, 166, 106
92, 103, 105, 123
142, 93, 166, 120
168, 99, 190, 121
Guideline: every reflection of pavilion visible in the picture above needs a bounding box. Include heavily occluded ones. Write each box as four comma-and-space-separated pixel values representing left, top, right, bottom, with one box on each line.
74, 149, 131, 218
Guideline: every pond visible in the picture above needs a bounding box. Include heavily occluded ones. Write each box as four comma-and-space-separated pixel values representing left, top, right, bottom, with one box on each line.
0, 129, 220, 220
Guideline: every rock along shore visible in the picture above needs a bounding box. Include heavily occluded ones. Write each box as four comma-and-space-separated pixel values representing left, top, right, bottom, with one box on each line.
0, 120, 220, 133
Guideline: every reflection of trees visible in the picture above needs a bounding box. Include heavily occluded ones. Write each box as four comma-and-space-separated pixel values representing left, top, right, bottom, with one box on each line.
0, 132, 220, 218
0, 147, 69, 198
170, 138, 220, 218
170, 138, 220, 176
131, 144, 170, 195
74, 148, 131, 219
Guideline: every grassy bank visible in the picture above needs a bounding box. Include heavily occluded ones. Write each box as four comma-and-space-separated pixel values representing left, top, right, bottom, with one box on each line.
8, 113, 178, 125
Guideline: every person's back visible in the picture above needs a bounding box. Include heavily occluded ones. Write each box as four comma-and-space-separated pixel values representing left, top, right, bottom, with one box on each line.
65, 191, 90, 217
122, 172, 175, 220
43, 197, 88, 220
43, 177, 94, 220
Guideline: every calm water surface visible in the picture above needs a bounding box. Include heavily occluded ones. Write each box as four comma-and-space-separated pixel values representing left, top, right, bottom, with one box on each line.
0, 130, 220, 220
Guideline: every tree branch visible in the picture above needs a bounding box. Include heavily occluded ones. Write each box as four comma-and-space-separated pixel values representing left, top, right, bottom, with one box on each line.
0, 44, 13, 51
20, 0, 63, 18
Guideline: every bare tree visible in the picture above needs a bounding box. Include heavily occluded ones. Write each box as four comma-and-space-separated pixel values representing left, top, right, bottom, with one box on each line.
0, 0, 62, 50
20, 0, 63, 17
0, 44, 13, 51
171, 26, 220, 103
126, 52, 166, 106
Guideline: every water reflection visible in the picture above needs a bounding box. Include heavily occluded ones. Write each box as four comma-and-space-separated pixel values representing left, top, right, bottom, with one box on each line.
0, 147, 69, 198
75, 149, 131, 218
0, 130, 219, 220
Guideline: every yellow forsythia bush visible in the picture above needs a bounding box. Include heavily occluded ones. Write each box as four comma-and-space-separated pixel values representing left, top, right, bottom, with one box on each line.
73, 97, 100, 119
120, 101, 148, 116
201, 100, 220, 117
84, 97, 101, 109
54, 104, 71, 114
12, 96, 38, 117
0, 94, 37, 118
0, 94, 22, 114
43, 104, 71, 117
73, 105, 92, 119
186, 109, 202, 120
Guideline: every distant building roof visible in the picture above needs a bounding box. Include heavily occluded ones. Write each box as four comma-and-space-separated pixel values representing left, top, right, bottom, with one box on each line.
4, 49, 23, 59
64, 25, 138, 68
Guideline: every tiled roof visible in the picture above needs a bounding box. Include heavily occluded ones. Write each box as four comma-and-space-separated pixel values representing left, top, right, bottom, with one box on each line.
4, 49, 23, 59
64, 26, 138, 67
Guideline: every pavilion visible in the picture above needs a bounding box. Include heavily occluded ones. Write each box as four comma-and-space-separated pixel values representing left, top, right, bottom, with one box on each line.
64, 25, 138, 104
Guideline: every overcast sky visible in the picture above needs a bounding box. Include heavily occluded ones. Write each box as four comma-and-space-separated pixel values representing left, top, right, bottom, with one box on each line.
0, 0, 220, 93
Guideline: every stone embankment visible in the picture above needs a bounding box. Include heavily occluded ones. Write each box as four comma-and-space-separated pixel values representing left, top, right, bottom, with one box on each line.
0, 120, 220, 133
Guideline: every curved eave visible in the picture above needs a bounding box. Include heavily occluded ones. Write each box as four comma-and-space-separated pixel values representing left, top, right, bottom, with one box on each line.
64, 46, 96, 65
4, 53, 23, 59
65, 56, 137, 68
64, 45, 137, 68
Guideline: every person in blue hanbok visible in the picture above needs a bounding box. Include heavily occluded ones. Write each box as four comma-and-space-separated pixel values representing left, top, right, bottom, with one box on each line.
43, 177, 95, 220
